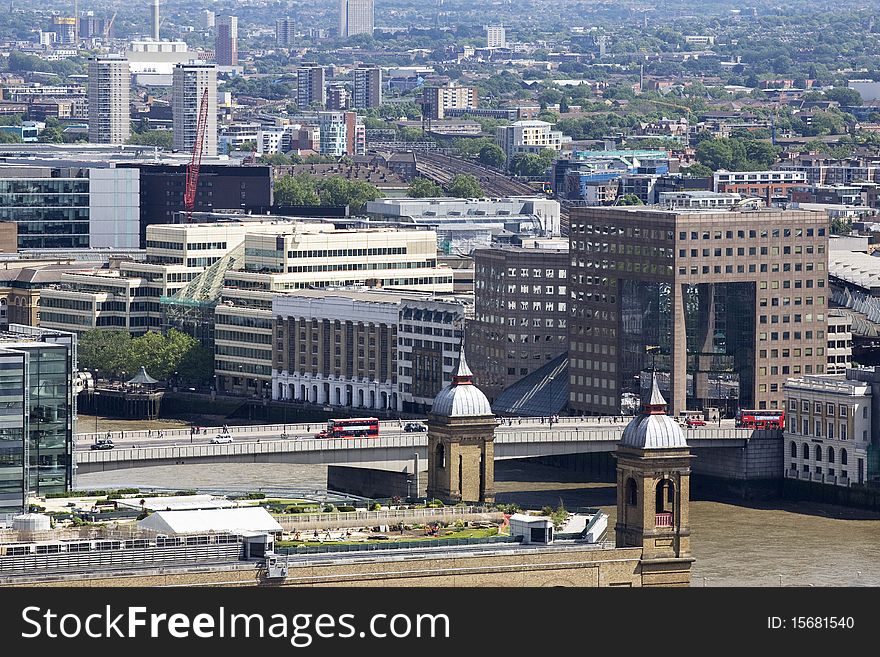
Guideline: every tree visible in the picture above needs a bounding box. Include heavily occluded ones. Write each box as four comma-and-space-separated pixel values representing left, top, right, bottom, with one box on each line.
0, 131, 22, 143
127, 130, 173, 149
617, 194, 644, 206
824, 87, 862, 106
478, 143, 506, 168
407, 178, 444, 198
508, 153, 546, 177
274, 174, 320, 206
78, 330, 134, 378
317, 177, 383, 212
446, 174, 484, 198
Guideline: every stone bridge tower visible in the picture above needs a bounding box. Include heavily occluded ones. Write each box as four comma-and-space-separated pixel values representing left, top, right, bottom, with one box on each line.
615, 373, 694, 586
427, 347, 497, 503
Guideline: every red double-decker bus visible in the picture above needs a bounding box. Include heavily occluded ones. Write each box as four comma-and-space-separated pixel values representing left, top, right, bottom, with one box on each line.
735, 409, 785, 429
316, 418, 380, 439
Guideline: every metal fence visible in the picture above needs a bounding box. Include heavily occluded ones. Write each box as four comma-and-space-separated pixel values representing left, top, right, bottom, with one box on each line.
273, 506, 497, 528
278, 535, 518, 555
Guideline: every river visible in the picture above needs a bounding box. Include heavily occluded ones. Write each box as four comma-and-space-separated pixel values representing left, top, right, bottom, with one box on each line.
75, 460, 880, 587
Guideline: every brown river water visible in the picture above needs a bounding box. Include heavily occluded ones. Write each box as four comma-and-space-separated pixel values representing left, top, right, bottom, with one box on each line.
76, 460, 880, 587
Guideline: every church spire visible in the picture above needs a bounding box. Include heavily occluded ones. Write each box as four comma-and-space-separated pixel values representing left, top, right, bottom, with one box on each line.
452, 342, 474, 386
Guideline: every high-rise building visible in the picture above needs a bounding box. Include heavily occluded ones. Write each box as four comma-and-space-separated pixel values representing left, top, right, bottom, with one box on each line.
568, 206, 830, 416
172, 62, 218, 156
276, 17, 295, 46
200, 10, 215, 29
486, 25, 506, 48
151, 0, 160, 40
422, 84, 478, 120
339, 0, 374, 38
0, 325, 77, 515
495, 120, 565, 159
215, 16, 238, 66
53, 17, 77, 44
467, 245, 569, 401
353, 66, 382, 108
327, 84, 349, 110
297, 64, 326, 109
88, 55, 130, 145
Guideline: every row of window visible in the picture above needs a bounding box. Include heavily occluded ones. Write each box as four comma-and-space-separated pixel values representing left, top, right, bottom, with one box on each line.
504, 268, 567, 279
790, 442, 850, 464
286, 247, 407, 259
678, 227, 826, 240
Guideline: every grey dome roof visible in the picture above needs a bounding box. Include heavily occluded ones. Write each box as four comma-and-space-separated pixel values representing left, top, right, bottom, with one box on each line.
431, 349, 493, 418
619, 373, 687, 450
620, 413, 687, 450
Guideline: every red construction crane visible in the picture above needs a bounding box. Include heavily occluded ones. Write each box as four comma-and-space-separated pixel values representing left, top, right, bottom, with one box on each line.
183, 87, 210, 223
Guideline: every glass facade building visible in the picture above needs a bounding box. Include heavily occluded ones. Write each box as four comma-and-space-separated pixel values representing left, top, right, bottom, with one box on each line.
0, 169, 140, 250
0, 326, 76, 515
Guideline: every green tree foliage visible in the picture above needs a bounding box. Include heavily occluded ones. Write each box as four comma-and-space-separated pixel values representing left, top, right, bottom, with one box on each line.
407, 178, 444, 198
127, 130, 173, 149
824, 87, 862, 106
446, 174, 484, 198
274, 174, 321, 206
0, 130, 22, 143
478, 143, 506, 168
274, 174, 383, 211
258, 152, 304, 165
694, 137, 780, 171
77, 329, 211, 383
831, 217, 853, 236
317, 177, 383, 211
617, 194, 644, 206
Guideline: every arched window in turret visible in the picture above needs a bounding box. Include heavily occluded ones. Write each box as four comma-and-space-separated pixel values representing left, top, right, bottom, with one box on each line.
626, 478, 638, 506
655, 479, 675, 514
435, 443, 445, 469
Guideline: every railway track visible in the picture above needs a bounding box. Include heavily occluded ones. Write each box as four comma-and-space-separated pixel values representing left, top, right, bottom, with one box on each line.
415, 152, 536, 197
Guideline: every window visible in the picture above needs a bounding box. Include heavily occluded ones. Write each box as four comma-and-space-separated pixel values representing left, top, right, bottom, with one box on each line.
626, 478, 637, 506
802, 443, 809, 459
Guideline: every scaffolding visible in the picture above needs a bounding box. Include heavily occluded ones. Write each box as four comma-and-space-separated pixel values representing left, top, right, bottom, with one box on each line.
160, 243, 245, 347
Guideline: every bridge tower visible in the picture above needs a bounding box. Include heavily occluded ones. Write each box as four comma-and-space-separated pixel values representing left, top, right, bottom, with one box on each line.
427, 347, 497, 503
615, 373, 693, 586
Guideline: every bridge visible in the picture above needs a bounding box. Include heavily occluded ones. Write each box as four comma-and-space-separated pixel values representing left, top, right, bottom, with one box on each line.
74, 417, 763, 475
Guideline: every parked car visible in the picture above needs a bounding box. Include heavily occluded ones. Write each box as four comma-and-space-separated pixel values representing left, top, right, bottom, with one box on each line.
91, 439, 114, 450
685, 418, 707, 428
404, 422, 427, 432
210, 433, 233, 444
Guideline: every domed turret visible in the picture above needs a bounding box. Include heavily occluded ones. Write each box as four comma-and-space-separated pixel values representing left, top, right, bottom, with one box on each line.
620, 373, 687, 450
430, 348, 493, 418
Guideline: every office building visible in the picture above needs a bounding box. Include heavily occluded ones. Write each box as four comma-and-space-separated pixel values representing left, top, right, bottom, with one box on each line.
339, 0, 374, 38
467, 245, 569, 401
353, 67, 382, 109
272, 289, 470, 412
568, 206, 830, 416
216, 226, 454, 396
365, 197, 561, 254
826, 310, 853, 375
486, 25, 506, 48
496, 120, 566, 159
116, 164, 271, 247
422, 85, 478, 120
215, 16, 238, 67
40, 221, 294, 336
784, 368, 878, 486
87, 56, 130, 145
0, 325, 77, 515
276, 17, 295, 46
297, 65, 325, 109
172, 62, 218, 156
0, 168, 139, 250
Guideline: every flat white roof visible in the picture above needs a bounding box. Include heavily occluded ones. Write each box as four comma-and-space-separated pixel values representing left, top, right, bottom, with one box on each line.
137, 507, 282, 535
